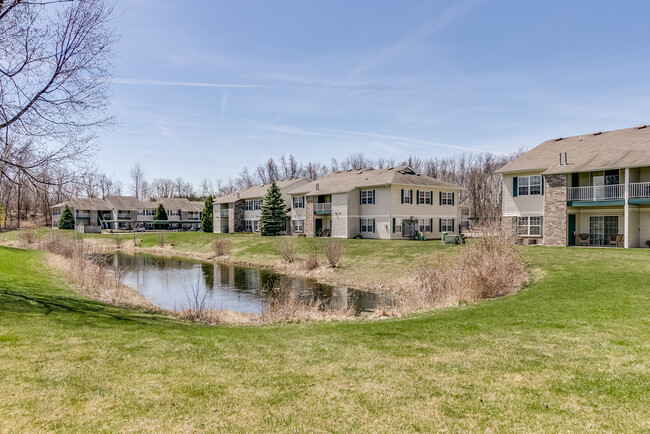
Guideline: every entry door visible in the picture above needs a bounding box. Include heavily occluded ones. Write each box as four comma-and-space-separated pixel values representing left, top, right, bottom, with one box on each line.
568, 214, 576, 246
315, 219, 323, 236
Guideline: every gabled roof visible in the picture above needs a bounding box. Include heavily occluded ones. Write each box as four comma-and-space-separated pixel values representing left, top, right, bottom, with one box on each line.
154, 197, 204, 212
215, 178, 311, 204
51, 197, 111, 211
288, 166, 462, 196
104, 196, 147, 210
497, 125, 650, 175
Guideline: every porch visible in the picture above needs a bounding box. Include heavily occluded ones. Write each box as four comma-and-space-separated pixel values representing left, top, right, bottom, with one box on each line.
567, 205, 650, 248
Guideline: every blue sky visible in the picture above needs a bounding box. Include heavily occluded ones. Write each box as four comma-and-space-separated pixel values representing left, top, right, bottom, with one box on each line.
100, 0, 650, 185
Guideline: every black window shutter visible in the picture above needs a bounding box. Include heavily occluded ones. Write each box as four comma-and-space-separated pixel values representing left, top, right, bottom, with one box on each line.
372, 189, 376, 205
451, 192, 455, 206
513, 177, 518, 197
410, 190, 413, 204
372, 218, 376, 233
429, 218, 433, 231
439, 191, 442, 205
401, 189, 404, 204
438, 218, 442, 232
416, 190, 420, 205
360, 191, 362, 205
452, 218, 455, 233
392, 218, 395, 233
541, 176, 545, 195
359, 218, 362, 232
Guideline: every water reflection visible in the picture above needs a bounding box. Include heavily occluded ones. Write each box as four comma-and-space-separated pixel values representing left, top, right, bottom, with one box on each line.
108, 253, 389, 315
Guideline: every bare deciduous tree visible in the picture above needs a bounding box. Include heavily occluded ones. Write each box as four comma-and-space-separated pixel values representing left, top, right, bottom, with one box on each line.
129, 163, 145, 200
0, 0, 116, 185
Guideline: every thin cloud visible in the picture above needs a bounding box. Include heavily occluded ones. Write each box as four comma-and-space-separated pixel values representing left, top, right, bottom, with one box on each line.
110, 78, 261, 88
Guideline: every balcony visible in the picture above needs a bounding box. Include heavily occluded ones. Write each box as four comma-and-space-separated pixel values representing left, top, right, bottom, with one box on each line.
117, 213, 132, 220
75, 213, 90, 219
220, 210, 229, 218
314, 202, 332, 214
568, 184, 624, 203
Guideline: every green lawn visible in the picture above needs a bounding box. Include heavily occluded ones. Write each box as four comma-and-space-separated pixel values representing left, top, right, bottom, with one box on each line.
0, 244, 649, 431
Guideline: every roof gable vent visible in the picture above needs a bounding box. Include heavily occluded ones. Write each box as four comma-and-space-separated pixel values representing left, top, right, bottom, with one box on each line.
638, 125, 647, 129
593, 131, 602, 136
554, 137, 563, 141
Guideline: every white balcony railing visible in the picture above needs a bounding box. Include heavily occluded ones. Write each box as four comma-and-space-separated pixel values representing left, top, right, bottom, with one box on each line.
628, 182, 650, 198
568, 184, 625, 201
314, 202, 332, 213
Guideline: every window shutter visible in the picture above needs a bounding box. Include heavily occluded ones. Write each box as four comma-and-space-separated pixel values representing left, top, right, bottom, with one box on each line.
392, 218, 395, 233
439, 191, 442, 205
360, 191, 362, 205
452, 218, 455, 233
541, 176, 545, 195
416, 190, 420, 205
540, 217, 544, 237
438, 218, 442, 232
451, 192, 455, 206
372, 218, 376, 233
372, 189, 376, 205
401, 189, 404, 204
410, 190, 413, 204
359, 218, 362, 232
513, 177, 518, 197
429, 218, 433, 232
431, 191, 434, 206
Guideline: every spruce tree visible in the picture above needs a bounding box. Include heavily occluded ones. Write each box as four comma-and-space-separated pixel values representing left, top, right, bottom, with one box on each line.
201, 196, 214, 233
259, 181, 287, 236
58, 205, 75, 230
154, 204, 168, 230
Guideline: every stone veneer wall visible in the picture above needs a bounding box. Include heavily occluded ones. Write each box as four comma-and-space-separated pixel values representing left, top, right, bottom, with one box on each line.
543, 174, 568, 246
304, 196, 315, 237
229, 200, 245, 232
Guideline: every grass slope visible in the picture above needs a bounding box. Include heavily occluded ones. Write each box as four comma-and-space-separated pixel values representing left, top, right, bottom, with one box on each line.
0, 245, 649, 431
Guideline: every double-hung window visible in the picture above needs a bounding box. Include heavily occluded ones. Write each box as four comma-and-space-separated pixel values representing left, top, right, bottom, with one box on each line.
253, 220, 260, 232
403, 189, 412, 204
293, 196, 304, 209
361, 190, 375, 205
293, 219, 304, 232
440, 218, 454, 232
418, 219, 432, 232
360, 218, 375, 233
418, 191, 432, 205
517, 216, 543, 236
246, 200, 263, 211
517, 175, 542, 196
244, 220, 253, 232
440, 192, 454, 205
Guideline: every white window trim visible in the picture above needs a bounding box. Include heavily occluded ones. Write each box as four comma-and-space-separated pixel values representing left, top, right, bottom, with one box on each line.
517, 216, 542, 237
361, 190, 374, 205
360, 218, 374, 233
518, 175, 542, 196
441, 192, 453, 206
419, 191, 432, 205
292, 219, 304, 232
293, 196, 304, 209
403, 189, 412, 204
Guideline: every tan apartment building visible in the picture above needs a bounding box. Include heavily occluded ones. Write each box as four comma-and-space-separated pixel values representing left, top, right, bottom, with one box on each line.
213, 178, 312, 233
288, 166, 463, 239
497, 125, 650, 248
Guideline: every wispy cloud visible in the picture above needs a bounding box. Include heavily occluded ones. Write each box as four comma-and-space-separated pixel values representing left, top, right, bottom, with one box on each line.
220, 90, 228, 117
110, 78, 261, 88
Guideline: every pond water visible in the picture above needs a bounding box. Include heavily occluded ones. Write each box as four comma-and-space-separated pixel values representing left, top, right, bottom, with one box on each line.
106, 253, 389, 315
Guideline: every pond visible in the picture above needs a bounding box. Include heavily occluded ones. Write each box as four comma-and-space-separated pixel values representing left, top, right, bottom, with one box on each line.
106, 253, 390, 315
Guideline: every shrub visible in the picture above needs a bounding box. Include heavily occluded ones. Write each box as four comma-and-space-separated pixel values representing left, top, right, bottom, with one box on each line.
303, 249, 319, 270
322, 239, 345, 268
275, 237, 297, 263
157, 233, 166, 246
113, 234, 124, 249
18, 229, 37, 245
211, 238, 232, 257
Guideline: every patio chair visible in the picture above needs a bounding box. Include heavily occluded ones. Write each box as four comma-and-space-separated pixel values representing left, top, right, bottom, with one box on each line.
577, 233, 590, 246
610, 234, 624, 247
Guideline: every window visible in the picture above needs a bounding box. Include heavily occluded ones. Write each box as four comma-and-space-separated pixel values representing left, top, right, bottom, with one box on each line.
417, 219, 432, 232
52, 209, 61, 216
517, 216, 543, 236
440, 218, 454, 232
293, 219, 304, 232
245, 200, 263, 211
589, 216, 618, 245
461, 208, 470, 217
253, 220, 259, 232
361, 190, 375, 205
440, 192, 454, 205
403, 189, 412, 204
418, 191, 432, 205
361, 218, 375, 233
293, 196, 304, 209
244, 220, 253, 232
517, 175, 542, 196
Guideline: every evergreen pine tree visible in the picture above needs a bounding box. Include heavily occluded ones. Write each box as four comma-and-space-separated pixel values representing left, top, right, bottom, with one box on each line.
259, 181, 287, 236
154, 204, 168, 230
58, 205, 75, 230
201, 196, 214, 233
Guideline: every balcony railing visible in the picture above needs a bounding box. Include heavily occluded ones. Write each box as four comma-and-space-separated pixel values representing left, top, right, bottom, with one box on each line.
75, 213, 90, 219
629, 182, 650, 198
314, 202, 332, 213
568, 184, 624, 201
117, 213, 132, 220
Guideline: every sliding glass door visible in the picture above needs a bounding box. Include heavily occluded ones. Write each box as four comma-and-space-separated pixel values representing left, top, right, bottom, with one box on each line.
589, 216, 618, 246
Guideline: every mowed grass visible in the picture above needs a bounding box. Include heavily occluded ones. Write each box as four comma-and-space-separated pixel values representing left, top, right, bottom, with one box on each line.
1, 244, 649, 431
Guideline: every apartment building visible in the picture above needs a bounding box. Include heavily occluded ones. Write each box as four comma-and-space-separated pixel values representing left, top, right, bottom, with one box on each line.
288, 165, 463, 239
213, 178, 311, 233
497, 125, 650, 248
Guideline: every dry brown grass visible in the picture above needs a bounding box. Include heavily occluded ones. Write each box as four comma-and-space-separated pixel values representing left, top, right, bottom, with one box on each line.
211, 237, 232, 257
18, 228, 38, 246
275, 236, 297, 263
322, 239, 345, 267
303, 247, 319, 270
378, 224, 528, 316
260, 277, 355, 323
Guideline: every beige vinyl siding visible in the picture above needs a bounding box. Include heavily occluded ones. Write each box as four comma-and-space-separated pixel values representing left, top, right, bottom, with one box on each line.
331, 193, 348, 238
502, 172, 545, 217
640, 167, 650, 183
389, 185, 459, 239
346, 190, 360, 238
